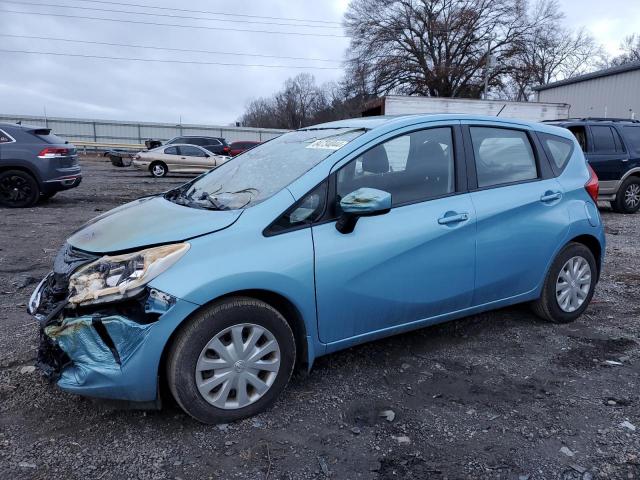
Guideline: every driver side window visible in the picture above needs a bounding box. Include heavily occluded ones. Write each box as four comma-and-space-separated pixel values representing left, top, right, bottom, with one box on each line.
336, 127, 455, 207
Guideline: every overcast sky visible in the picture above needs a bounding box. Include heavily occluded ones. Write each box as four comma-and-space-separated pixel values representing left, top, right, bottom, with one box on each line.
0, 0, 638, 125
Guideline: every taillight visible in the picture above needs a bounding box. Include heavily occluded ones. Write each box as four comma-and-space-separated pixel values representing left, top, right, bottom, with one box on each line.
223, 146, 230, 153
585, 163, 599, 202
38, 147, 70, 158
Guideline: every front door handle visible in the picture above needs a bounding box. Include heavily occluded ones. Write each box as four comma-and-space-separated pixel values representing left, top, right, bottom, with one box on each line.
438, 212, 469, 225
540, 191, 562, 202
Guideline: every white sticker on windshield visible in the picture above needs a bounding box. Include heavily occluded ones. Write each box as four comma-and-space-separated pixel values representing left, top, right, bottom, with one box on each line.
306, 139, 348, 150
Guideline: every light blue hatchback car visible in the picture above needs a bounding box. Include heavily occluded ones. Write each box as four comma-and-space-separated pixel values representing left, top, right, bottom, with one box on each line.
29, 115, 605, 423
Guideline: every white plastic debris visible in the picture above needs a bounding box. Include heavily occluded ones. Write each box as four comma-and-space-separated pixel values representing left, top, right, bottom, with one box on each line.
560, 446, 575, 457
392, 435, 411, 445
620, 420, 636, 432
379, 410, 396, 422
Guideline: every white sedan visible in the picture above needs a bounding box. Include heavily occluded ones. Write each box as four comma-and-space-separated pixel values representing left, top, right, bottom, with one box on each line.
132, 144, 231, 177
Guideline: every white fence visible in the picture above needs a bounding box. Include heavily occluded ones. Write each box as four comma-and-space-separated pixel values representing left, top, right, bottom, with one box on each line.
0, 114, 287, 147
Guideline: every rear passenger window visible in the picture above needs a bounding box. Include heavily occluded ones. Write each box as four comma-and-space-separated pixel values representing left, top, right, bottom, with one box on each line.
538, 133, 574, 171
623, 126, 640, 154
337, 127, 455, 207
180, 146, 206, 157
591, 126, 624, 153
470, 127, 538, 188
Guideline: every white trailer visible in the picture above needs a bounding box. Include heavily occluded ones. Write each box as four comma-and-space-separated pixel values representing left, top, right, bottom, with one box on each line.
362, 95, 570, 122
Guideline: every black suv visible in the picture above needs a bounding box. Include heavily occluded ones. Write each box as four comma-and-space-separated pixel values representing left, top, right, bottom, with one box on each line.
0, 123, 81, 208
547, 118, 640, 213
145, 136, 231, 156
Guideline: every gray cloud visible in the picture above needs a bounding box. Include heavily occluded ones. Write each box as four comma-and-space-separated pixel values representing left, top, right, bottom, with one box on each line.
0, 0, 349, 124
1, 0, 637, 124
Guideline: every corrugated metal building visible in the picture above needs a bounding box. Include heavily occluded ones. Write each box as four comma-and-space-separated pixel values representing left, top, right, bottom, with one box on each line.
0, 114, 287, 145
534, 62, 640, 119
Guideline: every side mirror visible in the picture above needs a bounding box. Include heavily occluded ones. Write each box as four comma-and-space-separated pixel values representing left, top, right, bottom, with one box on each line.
336, 188, 392, 234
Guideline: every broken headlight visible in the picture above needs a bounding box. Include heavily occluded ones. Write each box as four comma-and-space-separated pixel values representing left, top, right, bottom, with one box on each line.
68, 243, 189, 307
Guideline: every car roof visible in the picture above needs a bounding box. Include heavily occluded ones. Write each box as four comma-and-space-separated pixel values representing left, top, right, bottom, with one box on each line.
0, 122, 42, 131
160, 143, 208, 149
303, 114, 575, 140
172, 135, 223, 139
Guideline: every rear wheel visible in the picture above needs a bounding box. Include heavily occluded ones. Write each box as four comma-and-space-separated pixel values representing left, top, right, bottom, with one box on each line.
149, 161, 168, 178
167, 297, 296, 424
0, 170, 40, 208
611, 177, 640, 214
532, 243, 597, 323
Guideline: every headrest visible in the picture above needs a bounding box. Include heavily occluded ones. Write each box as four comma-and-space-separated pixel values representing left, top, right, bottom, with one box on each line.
362, 145, 389, 174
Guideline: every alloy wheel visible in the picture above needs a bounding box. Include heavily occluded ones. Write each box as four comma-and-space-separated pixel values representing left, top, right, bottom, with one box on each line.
556, 256, 592, 313
195, 323, 281, 410
0, 174, 33, 203
624, 183, 640, 209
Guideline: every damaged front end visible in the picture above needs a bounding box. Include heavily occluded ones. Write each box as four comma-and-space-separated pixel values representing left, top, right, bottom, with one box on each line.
29, 243, 195, 402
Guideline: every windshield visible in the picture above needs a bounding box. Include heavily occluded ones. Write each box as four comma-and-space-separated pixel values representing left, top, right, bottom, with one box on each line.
165, 127, 365, 210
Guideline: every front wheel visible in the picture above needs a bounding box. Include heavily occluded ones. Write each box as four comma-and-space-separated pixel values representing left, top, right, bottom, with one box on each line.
166, 297, 296, 424
531, 243, 597, 323
612, 177, 640, 214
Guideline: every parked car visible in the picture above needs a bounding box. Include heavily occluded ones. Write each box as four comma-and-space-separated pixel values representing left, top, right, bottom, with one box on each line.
30, 115, 604, 424
144, 136, 231, 156
132, 144, 230, 177
229, 140, 260, 156
546, 118, 640, 213
0, 122, 81, 207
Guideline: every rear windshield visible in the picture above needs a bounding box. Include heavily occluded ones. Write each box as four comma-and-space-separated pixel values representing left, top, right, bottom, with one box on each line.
166, 128, 365, 210
29, 129, 68, 145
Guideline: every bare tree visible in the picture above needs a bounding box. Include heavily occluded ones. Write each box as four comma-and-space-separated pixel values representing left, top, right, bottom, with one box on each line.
608, 34, 640, 66
240, 74, 330, 129
501, 0, 600, 101
343, 0, 543, 98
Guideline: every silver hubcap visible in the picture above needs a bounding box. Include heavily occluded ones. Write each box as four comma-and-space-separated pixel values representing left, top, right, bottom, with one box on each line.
625, 183, 640, 208
152, 165, 165, 176
195, 323, 280, 410
556, 256, 592, 313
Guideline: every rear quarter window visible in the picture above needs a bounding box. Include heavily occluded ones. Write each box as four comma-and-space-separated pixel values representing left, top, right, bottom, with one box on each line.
538, 133, 574, 172
0, 129, 14, 143
622, 126, 640, 155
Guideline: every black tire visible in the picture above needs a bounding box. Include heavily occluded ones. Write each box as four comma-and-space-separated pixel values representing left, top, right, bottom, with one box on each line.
531, 242, 597, 323
166, 297, 296, 424
612, 177, 640, 214
149, 161, 168, 178
0, 170, 40, 208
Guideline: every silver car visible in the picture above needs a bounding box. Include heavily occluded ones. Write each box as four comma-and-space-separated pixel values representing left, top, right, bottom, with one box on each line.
133, 144, 230, 177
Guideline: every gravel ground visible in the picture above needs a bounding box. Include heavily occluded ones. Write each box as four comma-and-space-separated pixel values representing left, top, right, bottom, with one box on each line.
1, 157, 639, 480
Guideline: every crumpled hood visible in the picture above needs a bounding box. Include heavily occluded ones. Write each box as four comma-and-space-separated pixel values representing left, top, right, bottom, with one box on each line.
67, 195, 242, 253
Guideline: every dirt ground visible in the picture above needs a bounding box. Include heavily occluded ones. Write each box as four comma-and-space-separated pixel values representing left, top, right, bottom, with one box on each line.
1, 157, 639, 480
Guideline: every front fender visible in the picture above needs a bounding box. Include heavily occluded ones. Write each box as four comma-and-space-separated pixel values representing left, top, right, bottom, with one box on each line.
149, 221, 321, 363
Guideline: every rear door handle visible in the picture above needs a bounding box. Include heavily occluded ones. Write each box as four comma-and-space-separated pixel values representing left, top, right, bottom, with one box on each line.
540, 191, 562, 202
438, 212, 469, 225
